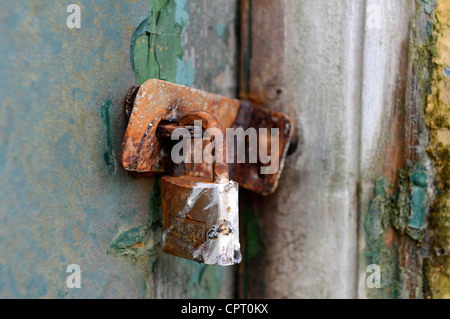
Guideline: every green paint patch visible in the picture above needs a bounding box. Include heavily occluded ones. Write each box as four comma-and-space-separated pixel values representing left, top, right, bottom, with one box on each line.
365, 177, 400, 298
130, 19, 151, 85
409, 164, 429, 230
131, 0, 187, 85
176, 57, 195, 87
365, 163, 431, 298
174, 0, 188, 25
215, 23, 226, 37
109, 178, 162, 264
101, 99, 115, 175
370, 165, 430, 239
421, 0, 434, 15
109, 225, 156, 262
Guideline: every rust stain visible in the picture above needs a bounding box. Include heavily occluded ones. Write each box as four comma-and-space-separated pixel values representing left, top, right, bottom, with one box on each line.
132, 242, 144, 248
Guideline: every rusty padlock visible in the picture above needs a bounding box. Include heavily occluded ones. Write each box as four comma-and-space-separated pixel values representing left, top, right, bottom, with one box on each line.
161, 111, 241, 266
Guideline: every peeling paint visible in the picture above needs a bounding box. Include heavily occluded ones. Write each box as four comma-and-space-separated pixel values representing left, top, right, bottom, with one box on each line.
365, 163, 431, 298
131, 0, 185, 85
176, 57, 195, 87
365, 177, 400, 298
424, 0, 450, 299
362, 0, 443, 299
409, 165, 429, 230
215, 23, 226, 37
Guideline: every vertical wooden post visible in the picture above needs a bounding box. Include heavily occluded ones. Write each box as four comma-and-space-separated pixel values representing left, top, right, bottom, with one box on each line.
239, 0, 365, 298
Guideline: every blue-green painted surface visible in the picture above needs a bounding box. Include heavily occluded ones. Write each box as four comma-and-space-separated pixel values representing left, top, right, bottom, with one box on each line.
408, 164, 428, 229
0, 0, 238, 298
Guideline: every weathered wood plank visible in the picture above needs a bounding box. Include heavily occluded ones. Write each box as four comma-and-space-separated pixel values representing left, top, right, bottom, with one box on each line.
239, 0, 365, 298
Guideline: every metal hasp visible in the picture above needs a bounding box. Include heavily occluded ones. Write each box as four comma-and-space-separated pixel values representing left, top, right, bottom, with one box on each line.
119, 79, 293, 195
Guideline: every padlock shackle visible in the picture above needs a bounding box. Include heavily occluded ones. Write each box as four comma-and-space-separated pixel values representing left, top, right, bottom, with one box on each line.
178, 111, 229, 183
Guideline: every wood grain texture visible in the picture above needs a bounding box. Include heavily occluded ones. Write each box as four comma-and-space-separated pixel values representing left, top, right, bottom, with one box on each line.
240, 0, 365, 298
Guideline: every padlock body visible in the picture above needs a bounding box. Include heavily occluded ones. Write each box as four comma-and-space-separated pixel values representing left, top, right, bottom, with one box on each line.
162, 176, 241, 266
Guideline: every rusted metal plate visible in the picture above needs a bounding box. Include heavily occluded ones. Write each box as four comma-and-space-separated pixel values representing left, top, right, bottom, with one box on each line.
120, 79, 293, 195
229, 100, 292, 195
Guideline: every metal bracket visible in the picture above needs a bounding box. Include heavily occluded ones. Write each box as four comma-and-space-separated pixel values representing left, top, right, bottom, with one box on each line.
120, 79, 292, 195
